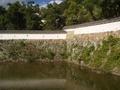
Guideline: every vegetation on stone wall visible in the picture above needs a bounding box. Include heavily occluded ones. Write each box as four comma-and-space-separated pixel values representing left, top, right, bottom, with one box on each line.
0, 40, 67, 62
90, 36, 120, 72
69, 36, 120, 73
0, 36, 120, 73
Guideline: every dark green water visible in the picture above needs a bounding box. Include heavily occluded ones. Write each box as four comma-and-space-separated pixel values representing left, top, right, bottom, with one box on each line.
0, 62, 120, 90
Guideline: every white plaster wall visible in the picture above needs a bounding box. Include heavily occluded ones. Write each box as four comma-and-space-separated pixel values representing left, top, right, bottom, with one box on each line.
65, 21, 120, 35
0, 34, 66, 40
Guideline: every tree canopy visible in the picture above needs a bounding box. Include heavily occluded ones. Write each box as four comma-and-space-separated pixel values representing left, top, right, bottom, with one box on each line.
0, 0, 120, 30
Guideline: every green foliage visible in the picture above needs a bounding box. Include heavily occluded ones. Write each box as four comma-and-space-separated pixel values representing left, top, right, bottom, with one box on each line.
64, 0, 102, 25
0, 40, 68, 62
6, 2, 26, 30
0, 1, 43, 30
101, 0, 120, 18
0, 0, 119, 30
41, 3, 65, 30
25, 5, 43, 30
64, 0, 80, 25
0, 36, 119, 73
66, 36, 120, 72
81, 45, 95, 64
0, 6, 7, 29
90, 36, 120, 71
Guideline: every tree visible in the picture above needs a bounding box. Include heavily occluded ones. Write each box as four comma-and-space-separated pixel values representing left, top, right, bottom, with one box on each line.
0, 0, 120, 30
64, 0, 102, 25
25, 4, 43, 30
101, 0, 120, 18
5, 1, 43, 30
6, 2, 26, 30
41, 3, 65, 30
0, 6, 7, 30
64, 0, 79, 25
83, 0, 102, 20
26, 12, 43, 30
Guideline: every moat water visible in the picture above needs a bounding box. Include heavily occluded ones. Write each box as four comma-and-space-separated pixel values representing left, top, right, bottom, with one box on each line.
0, 61, 120, 90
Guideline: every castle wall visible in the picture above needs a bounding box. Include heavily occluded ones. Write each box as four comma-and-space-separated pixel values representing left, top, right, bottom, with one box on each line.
74, 30, 120, 42
65, 21, 120, 41
0, 34, 67, 40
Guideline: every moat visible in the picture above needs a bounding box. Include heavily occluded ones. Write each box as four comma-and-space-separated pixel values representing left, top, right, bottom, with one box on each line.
0, 61, 120, 90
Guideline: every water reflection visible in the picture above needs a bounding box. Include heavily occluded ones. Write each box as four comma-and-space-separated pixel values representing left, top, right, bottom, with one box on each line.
0, 79, 66, 89
66, 63, 120, 90
0, 62, 120, 90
